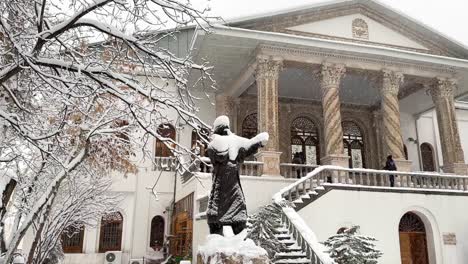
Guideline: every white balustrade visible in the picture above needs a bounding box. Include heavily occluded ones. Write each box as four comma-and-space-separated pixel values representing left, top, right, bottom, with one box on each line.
154, 156, 178, 171
280, 163, 319, 178
240, 161, 264, 176
273, 166, 468, 264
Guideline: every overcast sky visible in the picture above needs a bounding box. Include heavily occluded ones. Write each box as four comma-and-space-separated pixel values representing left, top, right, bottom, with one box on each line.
192, 0, 468, 47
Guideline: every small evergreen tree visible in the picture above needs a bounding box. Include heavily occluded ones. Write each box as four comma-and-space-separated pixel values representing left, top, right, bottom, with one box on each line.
322, 225, 382, 264
247, 203, 286, 259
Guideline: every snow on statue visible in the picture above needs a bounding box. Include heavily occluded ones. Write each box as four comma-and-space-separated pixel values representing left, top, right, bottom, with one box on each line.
206, 115, 268, 235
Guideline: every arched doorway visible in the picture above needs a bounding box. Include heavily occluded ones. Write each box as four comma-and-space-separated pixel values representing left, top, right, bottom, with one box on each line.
399, 212, 429, 264
242, 113, 257, 139
342, 121, 365, 168
420, 143, 436, 172
150, 216, 165, 250
290, 117, 320, 165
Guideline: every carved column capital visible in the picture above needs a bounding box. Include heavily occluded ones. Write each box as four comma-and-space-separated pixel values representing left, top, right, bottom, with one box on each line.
381, 70, 404, 95
430, 77, 457, 101
255, 56, 283, 79
320, 63, 346, 89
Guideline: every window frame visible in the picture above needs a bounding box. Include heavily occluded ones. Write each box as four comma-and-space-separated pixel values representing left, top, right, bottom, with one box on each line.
98, 212, 123, 253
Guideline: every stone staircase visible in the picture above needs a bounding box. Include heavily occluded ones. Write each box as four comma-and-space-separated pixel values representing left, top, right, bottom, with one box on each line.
272, 221, 310, 264
271, 165, 468, 264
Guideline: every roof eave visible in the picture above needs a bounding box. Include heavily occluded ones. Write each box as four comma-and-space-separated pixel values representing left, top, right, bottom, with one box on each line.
209, 24, 468, 70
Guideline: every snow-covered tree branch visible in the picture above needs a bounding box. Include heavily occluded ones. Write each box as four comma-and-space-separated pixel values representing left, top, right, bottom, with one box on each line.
0, 0, 216, 262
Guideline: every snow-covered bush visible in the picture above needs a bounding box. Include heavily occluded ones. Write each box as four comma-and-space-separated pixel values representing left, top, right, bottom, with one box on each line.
246, 203, 286, 259
322, 225, 382, 264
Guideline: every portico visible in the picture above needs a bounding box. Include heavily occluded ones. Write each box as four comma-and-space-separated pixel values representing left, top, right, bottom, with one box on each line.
193, 0, 468, 176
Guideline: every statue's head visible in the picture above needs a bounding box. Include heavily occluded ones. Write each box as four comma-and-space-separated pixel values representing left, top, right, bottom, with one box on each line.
213, 115, 230, 136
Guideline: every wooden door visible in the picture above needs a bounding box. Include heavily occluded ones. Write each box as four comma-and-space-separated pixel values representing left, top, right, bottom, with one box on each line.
399, 232, 429, 264
411, 233, 429, 264
399, 233, 412, 264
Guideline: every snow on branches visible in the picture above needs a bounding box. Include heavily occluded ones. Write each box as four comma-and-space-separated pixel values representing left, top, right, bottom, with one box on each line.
322, 225, 382, 264
0, 0, 216, 263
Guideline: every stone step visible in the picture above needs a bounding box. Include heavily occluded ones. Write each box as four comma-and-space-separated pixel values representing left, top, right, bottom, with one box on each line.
280, 243, 304, 254
275, 234, 292, 240
275, 252, 308, 260
273, 228, 289, 234
274, 257, 311, 264
279, 239, 297, 246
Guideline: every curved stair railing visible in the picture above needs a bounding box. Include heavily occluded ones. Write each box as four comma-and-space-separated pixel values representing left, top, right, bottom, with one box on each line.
272, 165, 468, 264
273, 166, 335, 264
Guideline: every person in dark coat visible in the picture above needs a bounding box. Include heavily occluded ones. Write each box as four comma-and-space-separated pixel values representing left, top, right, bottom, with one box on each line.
292, 152, 303, 178
383, 155, 397, 187
206, 116, 268, 236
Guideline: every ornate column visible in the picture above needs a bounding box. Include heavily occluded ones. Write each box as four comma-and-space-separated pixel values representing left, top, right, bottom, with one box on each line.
372, 110, 383, 168
254, 55, 283, 176
430, 78, 467, 174
380, 70, 412, 171
215, 95, 237, 133
318, 63, 349, 167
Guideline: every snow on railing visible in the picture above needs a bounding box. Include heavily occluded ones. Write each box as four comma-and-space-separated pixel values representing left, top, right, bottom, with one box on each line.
280, 163, 319, 179
198, 160, 264, 176
154, 156, 178, 171
273, 165, 468, 264
240, 161, 264, 176
274, 166, 468, 204
281, 207, 335, 264
273, 166, 338, 264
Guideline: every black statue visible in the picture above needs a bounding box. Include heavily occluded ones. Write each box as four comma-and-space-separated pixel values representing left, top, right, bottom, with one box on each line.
206, 115, 268, 236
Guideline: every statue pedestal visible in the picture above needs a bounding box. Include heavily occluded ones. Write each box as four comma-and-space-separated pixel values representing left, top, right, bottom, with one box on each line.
321, 154, 349, 167
197, 231, 269, 264
197, 252, 269, 264
394, 159, 412, 172
255, 151, 282, 177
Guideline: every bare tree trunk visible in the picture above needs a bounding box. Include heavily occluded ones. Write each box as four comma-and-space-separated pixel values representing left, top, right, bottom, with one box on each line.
1, 179, 17, 253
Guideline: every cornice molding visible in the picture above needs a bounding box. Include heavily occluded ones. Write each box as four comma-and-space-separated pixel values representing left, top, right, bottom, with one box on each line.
257, 44, 457, 76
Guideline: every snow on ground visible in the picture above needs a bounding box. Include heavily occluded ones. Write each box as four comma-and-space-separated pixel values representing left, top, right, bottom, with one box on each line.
198, 228, 268, 264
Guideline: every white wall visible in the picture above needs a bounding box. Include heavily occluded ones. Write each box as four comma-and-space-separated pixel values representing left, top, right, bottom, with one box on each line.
416, 107, 468, 171
299, 189, 468, 264
400, 111, 421, 171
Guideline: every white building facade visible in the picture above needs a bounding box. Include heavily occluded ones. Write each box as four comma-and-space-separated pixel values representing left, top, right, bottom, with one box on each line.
39, 0, 468, 264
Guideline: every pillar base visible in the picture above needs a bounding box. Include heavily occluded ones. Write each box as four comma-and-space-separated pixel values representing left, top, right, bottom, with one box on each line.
443, 163, 468, 175
394, 159, 412, 172
321, 155, 349, 168
255, 151, 281, 177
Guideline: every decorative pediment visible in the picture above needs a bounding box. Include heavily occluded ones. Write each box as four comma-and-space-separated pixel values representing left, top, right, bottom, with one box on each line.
231, 1, 468, 58
285, 13, 428, 51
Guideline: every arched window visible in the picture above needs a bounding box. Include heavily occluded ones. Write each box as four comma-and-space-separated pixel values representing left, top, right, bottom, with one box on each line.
399, 212, 429, 264
99, 212, 123, 253
155, 124, 176, 157
342, 121, 365, 168
420, 143, 435, 172
150, 216, 165, 250
191, 128, 210, 157
242, 113, 257, 139
291, 117, 320, 165
62, 225, 84, 253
